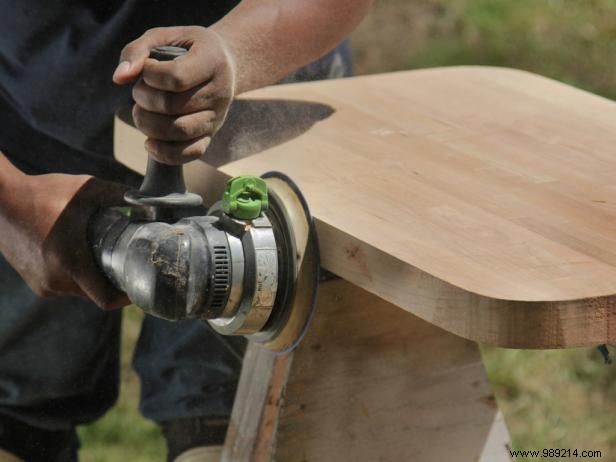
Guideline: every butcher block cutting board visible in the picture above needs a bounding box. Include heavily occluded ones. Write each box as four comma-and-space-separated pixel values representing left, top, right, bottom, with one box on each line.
115, 66, 616, 348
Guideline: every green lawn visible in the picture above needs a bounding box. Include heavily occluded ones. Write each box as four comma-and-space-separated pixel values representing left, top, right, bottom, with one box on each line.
353, 0, 616, 100
79, 309, 165, 462
79, 1, 616, 460
483, 347, 616, 460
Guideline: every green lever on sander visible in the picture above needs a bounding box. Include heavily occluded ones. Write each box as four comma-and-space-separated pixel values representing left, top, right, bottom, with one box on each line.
222, 175, 269, 220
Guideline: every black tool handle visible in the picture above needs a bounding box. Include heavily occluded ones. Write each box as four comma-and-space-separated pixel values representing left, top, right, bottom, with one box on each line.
124, 46, 203, 218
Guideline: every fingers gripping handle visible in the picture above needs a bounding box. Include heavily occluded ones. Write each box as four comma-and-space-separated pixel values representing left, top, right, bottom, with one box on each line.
124, 46, 203, 219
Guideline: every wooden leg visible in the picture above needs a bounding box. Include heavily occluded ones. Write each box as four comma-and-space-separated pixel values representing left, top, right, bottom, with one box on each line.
223, 279, 511, 462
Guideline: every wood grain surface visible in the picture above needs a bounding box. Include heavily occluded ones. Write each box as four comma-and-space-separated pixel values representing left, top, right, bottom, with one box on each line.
115, 66, 616, 347
275, 279, 510, 462
222, 279, 511, 462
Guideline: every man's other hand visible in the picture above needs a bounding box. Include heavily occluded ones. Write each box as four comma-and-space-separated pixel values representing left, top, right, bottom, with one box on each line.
0, 171, 129, 310
113, 26, 236, 165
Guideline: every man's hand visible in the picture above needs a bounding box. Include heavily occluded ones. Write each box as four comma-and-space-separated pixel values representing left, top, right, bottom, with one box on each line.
0, 157, 129, 309
111, 0, 373, 166
113, 26, 236, 165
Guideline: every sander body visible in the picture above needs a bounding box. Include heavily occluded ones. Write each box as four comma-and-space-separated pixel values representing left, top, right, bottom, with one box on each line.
89, 172, 319, 353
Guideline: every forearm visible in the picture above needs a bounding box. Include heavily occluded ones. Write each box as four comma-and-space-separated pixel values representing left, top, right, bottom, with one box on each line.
0, 153, 35, 264
0, 153, 28, 222
211, 0, 374, 93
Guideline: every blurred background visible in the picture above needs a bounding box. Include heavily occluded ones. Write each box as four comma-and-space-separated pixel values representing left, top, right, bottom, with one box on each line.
78, 1, 616, 460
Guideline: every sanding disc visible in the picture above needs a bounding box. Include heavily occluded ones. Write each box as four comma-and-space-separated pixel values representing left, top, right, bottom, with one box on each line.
246, 172, 320, 353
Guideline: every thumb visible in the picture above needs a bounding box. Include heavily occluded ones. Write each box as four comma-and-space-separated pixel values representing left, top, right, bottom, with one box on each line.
113, 28, 181, 84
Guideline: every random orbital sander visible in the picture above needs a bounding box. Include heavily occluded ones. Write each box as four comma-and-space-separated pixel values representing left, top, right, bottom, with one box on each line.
88, 46, 319, 353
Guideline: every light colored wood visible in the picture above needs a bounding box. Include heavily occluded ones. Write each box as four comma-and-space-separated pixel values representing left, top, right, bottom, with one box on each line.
224, 279, 511, 462
222, 344, 291, 462
115, 67, 616, 347
175, 446, 223, 462
481, 412, 512, 462
0, 448, 22, 462
317, 221, 616, 348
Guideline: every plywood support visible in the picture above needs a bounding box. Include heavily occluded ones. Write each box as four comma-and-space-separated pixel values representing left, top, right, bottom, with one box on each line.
222, 346, 291, 462
223, 279, 510, 461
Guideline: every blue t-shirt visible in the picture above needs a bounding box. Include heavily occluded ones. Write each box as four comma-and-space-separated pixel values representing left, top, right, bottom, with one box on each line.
0, 0, 238, 181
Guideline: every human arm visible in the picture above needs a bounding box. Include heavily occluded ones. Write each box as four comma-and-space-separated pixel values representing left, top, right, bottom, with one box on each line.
112, 0, 374, 164
0, 153, 129, 309
210, 0, 373, 93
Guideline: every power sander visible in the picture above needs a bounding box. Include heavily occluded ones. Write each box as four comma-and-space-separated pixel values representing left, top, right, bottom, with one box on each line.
88, 46, 319, 353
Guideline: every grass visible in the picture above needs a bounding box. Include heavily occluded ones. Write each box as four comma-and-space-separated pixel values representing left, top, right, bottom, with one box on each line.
482, 347, 616, 460
79, 1, 616, 460
353, 0, 616, 99
78, 309, 165, 462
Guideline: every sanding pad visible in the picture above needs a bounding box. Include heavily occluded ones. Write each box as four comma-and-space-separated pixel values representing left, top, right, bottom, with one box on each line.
246, 172, 320, 353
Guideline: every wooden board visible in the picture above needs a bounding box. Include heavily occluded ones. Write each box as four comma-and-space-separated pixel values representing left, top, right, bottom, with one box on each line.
115, 66, 616, 348
222, 279, 511, 462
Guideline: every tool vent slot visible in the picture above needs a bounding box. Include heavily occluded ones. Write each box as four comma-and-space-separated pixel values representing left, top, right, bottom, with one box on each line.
211, 245, 230, 312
